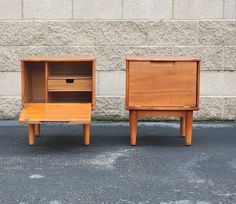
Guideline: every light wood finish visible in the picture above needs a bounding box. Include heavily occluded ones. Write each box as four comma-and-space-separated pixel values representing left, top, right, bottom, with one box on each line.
128, 61, 197, 108
48, 75, 92, 80
130, 111, 137, 146
126, 57, 200, 146
138, 110, 186, 118
22, 57, 96, 62
19, 57, 96, 146
180, 117, 186, 137
28, 124, 35, 145
21, 59, 96, 109
35, 124, 40, 137
48, 79, 92, 91
45, 62, 49, 102
48, 92, 92, 103
126, 56, 201, 62
83, 124, 91, 145
19, 103, 91, 124
185, 111, 193, 146
92, 60, 96, 109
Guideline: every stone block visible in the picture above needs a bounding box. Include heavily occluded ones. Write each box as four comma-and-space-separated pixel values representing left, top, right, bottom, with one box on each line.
200, 71, 225, 96
174, 0, 223, 19
146, 21, 198, 46
223, 21, 236, 45
0, 72, 21, 96
198, 21, 224, 45
0, 46, 47, 72
223, 97, 236, 120
199, 21, 236, 45
194, 97, 223, 120
0, 0, 22, 19
97, 71, 125, 96
173, 46, 224, 71
224, 46, 236, 71
23, 0, 72, 19
0, 22, 47, 46
123, 0, 172, 19
223, 71, 236, 96
93, 96, 125, 119
97, 21, 147, 46
96, 46, 123, 71
45, 46, 97, 57
224, 0, 236, 19
0, 97, 21, 119
200, 71, 236, 96
73, 0, 122, 19
47, 21, 96, 46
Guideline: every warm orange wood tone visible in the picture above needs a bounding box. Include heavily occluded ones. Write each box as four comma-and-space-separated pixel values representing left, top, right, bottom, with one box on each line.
130, 111, 137, 146
126, 57, 200, 146
19, 57, 96, 146
126, 56, 201, 62
48, 79, 92, 91
83, 124, 91, 145
19, 103, 91, 124
138, 111, 186, 118
35, 124, 40, 137
185, 111, 193, 146
180, 117, 186, 137
22, 57, 96, 62
128, 61, 197, 108
28, 124, 35, 145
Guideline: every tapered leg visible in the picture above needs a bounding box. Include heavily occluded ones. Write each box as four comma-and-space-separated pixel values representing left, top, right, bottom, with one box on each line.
35, 124, 40, 137
83, 124, 91, 146
28, 124, 35, 145
185, 111, 193, 146
180, 117, 186, 137
130, 111, 137, 146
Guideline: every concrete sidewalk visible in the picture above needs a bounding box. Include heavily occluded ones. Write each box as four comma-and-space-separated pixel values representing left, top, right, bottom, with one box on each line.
0, 121, 235, 204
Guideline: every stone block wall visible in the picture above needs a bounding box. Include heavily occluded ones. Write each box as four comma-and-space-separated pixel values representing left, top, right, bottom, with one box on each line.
0, 0, 235, 120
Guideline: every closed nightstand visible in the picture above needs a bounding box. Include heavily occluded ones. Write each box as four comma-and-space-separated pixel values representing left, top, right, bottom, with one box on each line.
126, 57, 200, 146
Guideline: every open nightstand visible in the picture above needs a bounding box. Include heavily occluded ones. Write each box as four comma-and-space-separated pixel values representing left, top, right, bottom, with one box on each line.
19, 57, 96, 146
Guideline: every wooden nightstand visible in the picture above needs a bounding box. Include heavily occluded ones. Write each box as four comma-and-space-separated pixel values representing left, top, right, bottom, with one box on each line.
126, 57, 200, 146
19, 57, 96, 146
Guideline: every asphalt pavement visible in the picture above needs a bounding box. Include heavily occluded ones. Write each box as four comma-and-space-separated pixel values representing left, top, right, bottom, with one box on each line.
0, 121, 235, 204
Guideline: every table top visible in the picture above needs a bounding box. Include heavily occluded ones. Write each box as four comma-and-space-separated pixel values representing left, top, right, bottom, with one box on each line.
21, 57, 96, 62
126, 56, 201, 62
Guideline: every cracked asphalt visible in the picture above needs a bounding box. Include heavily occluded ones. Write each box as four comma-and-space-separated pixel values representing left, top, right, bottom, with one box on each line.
0, 121, 236, 204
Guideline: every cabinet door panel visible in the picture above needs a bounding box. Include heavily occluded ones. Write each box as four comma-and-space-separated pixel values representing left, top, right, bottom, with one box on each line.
128, 61, 197, 107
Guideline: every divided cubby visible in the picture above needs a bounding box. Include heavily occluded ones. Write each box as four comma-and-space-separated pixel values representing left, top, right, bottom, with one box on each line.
22, 58, 96, 109
23, 62, 46, 103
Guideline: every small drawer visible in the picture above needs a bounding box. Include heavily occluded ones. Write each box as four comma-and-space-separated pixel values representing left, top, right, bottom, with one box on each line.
48, 79, 92, 91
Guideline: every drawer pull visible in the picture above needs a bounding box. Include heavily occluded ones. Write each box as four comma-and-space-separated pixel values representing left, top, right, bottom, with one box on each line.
66, 79, 74, 83
150, 61, 175, 66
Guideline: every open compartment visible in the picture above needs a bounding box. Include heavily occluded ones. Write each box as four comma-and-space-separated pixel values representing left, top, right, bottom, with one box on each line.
23, 62, 45, 103
48, 91, 92, 103
47, 61, 92, 79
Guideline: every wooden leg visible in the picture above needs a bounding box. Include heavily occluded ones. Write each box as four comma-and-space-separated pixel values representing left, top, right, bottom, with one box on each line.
83, 124, 91, 146
185, 111, 193, 146
180, 117, 186, 137
35, 124, 40, 137
28, 124, 35, 146
130, 110, 137, 146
